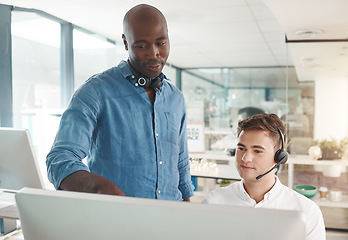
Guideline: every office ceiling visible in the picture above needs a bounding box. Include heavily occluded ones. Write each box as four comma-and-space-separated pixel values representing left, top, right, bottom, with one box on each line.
1, 0, 348, 81
264, 0, 348, 81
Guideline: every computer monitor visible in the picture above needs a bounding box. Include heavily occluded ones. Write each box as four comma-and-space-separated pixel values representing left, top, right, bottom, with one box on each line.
15, 188, 306, 240
0, 128, 44, 190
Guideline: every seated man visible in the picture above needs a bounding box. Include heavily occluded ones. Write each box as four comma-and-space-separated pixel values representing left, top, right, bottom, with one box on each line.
203, 113, 325, 240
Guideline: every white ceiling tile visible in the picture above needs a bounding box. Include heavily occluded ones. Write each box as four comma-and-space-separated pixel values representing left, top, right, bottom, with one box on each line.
263, 32, 287, 42
250, 4, 277, 21
247, 0, 267, 5
258, 19, 285, 32
5, 0, 287, 68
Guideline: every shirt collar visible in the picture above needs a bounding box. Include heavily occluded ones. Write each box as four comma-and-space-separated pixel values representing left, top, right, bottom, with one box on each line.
237, 180, 255, 204
265, 176, 282, 201
118, 60, 135, 82
238, 176, 282, 203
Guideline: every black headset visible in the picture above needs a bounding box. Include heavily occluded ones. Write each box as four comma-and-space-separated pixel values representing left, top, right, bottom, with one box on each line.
256, 128, 288, 180
126, 60, 163, 92
274, 128, 288, 164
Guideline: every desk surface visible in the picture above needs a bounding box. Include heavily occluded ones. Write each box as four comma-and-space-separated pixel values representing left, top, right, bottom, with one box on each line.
312, 194, 348, 208
0, 229, 23, 239
189, 151, 233, 161
0, 189, 19, 220
288, 155, 348, 166
190, 161, 241, 180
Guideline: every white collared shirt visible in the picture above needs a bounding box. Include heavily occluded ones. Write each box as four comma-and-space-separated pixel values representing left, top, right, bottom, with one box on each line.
203, 177, 326, 240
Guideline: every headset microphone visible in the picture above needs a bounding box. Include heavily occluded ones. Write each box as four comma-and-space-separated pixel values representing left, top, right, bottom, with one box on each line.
256, 162, 282, 180
255, 128, 288, 180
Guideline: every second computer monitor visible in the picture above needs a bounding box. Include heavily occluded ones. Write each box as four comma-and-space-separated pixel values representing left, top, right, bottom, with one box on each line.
0, 128, 44, 190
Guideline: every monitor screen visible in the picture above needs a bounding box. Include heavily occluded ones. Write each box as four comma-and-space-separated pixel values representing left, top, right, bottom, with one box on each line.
15, 188, 306, 240
0, 128, 44, 190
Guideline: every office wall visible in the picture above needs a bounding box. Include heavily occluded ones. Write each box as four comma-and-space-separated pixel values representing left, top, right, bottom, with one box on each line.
314, 77, 348, 140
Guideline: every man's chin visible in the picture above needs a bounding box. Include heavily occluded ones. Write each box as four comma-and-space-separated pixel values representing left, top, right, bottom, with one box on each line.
243, 177, 259, 183
143, 64, 164, 78
145, 70, 162, 79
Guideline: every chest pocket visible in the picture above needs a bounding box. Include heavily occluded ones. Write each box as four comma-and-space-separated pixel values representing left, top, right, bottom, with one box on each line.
164, 112, 180, 144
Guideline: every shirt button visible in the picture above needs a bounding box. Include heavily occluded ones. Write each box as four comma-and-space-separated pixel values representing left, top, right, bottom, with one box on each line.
155, 133, 159, 137
135, 83, 138, 86
131, 75, 135, 79
158, 190, 161, 194
159, 161, 163, 165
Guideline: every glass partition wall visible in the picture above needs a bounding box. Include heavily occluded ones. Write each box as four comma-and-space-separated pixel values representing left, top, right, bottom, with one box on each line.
73, 28, 123, 90
11, 11, 61, 189
181, 66, 314, 152
10, 10, 127, 189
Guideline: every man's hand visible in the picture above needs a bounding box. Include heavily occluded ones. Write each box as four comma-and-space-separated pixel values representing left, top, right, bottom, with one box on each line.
59, 170, 125, 196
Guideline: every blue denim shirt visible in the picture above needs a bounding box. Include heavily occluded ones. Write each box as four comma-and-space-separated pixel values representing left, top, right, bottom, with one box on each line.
46, 60, 194, 200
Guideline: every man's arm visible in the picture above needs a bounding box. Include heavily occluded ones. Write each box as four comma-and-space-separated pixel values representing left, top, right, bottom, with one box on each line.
46, 80, 107, 191
59, 170, 125, 196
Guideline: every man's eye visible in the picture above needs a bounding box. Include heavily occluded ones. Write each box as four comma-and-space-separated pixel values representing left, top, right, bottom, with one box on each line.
134, 43, 147, 49
157, 42, 165, 46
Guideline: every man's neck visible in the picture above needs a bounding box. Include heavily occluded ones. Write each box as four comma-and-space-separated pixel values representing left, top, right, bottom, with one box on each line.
243, 176, 276, 204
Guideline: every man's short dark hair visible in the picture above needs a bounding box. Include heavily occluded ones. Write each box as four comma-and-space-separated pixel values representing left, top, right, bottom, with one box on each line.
237, 113, 285, 149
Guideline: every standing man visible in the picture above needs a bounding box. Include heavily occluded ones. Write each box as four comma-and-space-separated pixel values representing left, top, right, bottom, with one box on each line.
46, 4, 194, 201
203, 113, 325, 240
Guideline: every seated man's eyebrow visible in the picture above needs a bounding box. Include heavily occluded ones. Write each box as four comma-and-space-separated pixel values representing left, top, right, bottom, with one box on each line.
238, 143, 265, 150
251, 145, 265, 150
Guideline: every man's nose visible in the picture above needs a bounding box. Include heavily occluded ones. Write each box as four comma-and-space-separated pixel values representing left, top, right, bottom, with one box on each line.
146, 45, 160, 58
241, 152, 252, 162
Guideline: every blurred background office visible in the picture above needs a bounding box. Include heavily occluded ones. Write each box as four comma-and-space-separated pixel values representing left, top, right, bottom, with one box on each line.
1, 0, 321, 167
1, 0, 348, 234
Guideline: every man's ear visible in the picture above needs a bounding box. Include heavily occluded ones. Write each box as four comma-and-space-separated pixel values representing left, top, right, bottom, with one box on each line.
122, 34, 128, 51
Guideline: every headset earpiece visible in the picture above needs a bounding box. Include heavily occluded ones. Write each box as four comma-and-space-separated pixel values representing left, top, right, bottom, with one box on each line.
274, 128, 288, 164
137, 77, 150, 87
274, 150, 288, 164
